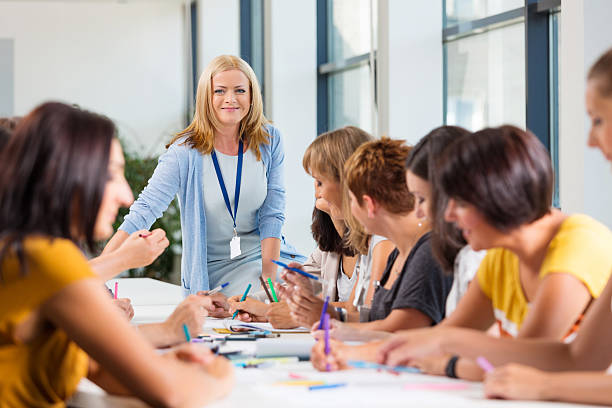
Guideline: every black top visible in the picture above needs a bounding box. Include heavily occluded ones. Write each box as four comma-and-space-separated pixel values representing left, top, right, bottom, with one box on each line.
369, 232, 453, 324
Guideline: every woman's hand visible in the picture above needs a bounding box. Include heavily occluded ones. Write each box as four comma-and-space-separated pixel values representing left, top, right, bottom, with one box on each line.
165, 343, 234, 389
376, 327, 445, 367
310, 338, 350, 372
197, 291, 231, 318
484, 364, 550, 401
116, 229, 170, 269
311, 318, 365, 341
266, 302, 298, 329
162, 295, 211, 343
284, 284, 324, 328
411, 354, 451, 377
280, 265, 315, 294
227, 296, 270, 321
113, 298, 134, 320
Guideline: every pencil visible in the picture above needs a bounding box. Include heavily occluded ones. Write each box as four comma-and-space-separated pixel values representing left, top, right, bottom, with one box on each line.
267, 278, 279, 302
259, 276, 274, 302
232, 283, 252, 319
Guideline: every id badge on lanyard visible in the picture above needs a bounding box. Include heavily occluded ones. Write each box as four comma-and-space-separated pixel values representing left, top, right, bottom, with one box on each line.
211, 140, 244, 259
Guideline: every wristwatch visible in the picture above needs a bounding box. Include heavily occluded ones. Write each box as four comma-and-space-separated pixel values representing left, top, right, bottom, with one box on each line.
445, 355, 459, 378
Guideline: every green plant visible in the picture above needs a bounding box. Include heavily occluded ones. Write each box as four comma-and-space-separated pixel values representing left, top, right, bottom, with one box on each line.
112, 142, 182, 283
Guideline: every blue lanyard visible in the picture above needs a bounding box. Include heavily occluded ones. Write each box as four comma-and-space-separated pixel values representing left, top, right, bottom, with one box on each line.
211, 139, 243, 232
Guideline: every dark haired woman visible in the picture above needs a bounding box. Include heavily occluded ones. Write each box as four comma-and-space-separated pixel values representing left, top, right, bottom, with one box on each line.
405, 125, 486, 317
375, 125, 612, 381
0, 102, 233, 406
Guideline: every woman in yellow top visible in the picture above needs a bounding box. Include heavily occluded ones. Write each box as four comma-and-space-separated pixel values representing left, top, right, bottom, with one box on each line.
0, 102, 233, 407
313, 125, 612, 380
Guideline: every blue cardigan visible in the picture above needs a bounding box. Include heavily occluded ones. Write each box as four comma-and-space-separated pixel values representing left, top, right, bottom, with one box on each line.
119, 124, 300, 293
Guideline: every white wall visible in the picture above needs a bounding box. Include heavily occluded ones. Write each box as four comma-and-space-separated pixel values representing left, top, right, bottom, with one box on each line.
265, 0, 318, 255
0, 0, 188, 156
559, 0, 612, 228
378, 0, 443, 144
197, 0, 239, 73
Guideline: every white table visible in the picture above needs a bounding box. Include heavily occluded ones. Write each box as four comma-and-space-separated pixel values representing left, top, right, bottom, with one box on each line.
69, 278, 602, 408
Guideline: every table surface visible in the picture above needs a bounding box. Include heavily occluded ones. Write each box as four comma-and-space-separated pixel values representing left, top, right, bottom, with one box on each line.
68, 278, 601, 408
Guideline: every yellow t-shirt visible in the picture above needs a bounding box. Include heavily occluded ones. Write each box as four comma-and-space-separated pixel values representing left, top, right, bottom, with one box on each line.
477, 214, 612, 339
0, 237, 95, 407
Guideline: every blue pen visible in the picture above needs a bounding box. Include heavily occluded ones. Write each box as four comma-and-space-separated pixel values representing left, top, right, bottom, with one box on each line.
232, 283, 252, 319
346, 360, 421, 373
208, 282, 229, 295
182, 323, 191, 342
309, 383, 347, 391
272, 259, 319, 281
318, 296, 330, 330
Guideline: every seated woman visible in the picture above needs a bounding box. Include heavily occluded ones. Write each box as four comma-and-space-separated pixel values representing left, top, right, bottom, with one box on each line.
302, 137, 452, 348
228, 126, 393, 327
368, 125, 612, 380
426, 46, 612, 406
0, 102, 233, 407
406, 126, 486, 318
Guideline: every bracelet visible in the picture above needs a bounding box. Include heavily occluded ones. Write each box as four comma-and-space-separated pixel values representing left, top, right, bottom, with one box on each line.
445, 355, 459, 378
335, 307, 347, 322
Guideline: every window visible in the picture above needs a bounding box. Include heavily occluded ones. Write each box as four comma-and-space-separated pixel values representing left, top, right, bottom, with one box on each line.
317, 0, 377, 135
443, 0, 560, 205
240, 0, 265, 106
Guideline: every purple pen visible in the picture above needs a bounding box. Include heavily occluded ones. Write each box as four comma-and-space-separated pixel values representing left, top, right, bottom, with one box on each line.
318, 296, 330, 330
323, 313, 331, 372
476, 356, 494, 373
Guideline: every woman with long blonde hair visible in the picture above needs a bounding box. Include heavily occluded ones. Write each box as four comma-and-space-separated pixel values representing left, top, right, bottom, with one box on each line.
104, 55, 301, 300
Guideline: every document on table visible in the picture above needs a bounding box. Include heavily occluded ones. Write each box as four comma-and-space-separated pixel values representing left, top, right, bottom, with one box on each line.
204, 319, 310, 333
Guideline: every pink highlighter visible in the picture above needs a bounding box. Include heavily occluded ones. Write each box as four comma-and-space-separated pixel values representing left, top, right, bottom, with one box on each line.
476, 356, 494, 372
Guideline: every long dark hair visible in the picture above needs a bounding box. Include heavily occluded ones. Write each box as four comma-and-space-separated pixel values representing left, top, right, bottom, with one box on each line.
0, 102, 115, 272
311, 208, 356, 256
405, 126, 471, 273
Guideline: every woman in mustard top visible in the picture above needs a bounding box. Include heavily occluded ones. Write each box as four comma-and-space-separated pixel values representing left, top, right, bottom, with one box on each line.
0, 102, 233, 407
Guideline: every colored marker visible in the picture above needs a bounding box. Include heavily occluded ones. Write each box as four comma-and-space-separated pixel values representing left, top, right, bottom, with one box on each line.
138, 232, 151, 238
114, 281, 118, 300
208, 282, 229, 295
309, 383, 347, 391
259, 276, 274, 302
182, 323, 191, 342
476, 356, 494, 373
318, 296, 330, 330
272, 259, 319, 281
346, 360, 421, 373
323, 313, 330, 372
232, 283, 252, 319
267, 278, 279, 302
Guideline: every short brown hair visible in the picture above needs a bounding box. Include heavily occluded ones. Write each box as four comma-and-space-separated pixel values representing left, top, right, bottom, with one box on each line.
438, 125, 552, 231
345, 137, 414, 215
588, 47, 612, 97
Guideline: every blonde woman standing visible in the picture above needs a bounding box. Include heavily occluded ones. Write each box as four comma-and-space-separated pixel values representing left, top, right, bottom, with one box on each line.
104, 55, 301, 296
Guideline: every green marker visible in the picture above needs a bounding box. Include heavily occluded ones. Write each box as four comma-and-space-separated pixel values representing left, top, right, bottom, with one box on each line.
267, 278, 279, 302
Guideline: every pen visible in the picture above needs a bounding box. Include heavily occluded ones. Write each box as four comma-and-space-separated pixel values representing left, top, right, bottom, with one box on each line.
323, 313, 330, 372
232, 283, 252, 319
259, 276, 274, 302
272, 259, 319, 281
208, 282, 229, 295
114, 282, 118, 300
309, 383, 346, 391
318, 296, 330, 330
267, 277, 279, 302
183, 323, 191, 342
476, 356, 494, 373
138, 232, 151, 238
